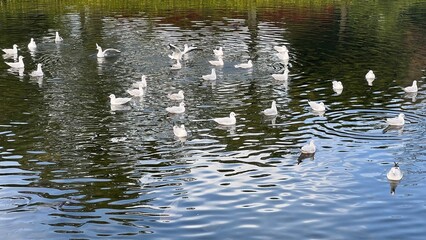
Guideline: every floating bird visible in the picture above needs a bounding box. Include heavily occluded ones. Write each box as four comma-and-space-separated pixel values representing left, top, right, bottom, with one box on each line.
55, 31, 63, 42
263, 100, 278, 116
30, 63, 44, 77
173, 125, 188, 138
168, 43, 199, 60
301, 140, 316, 154
132, 75, 147, 88
28, 38, 37, 51
168, 90, 184, 101
271, 68, 289, 81
2, 44, 18, 55
365, 70, 375, 80
387, 162, 403, 181
171, 59, 182, 70
276, 51, 289, 62
404, 80, 418, 93
5, 55, 25, 68
127, 86, 144, 97
274, 45, 288, 53
234, 60, 253, 69
308, 101, 326, 112
209, 57, 224, 66
213, 112, 236, 126
332, 80, 343, 90
96, 43, 121, 58
213, 47, 223, 57
202, 69, 216, 80
386, 113, 405, 126
166, 102, 185, 114
109, 94, 131, 105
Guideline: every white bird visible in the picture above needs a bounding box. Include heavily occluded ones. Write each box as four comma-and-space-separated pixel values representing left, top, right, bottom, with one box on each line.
30, 63, 44, 77
272, 68, 289, 81
386, 113, 405, 126
171, 59, 182, 70
173, 125, 188, 138
96, 43, 121, 58
387, 162, 403, 181
28, 38, 37, 51
127, 86, 144, 97
168, 44, 198, 60
404, 80, 418, 93
168, 90, 184, 101
209, 57, 224, 66
301, 140, 316, 154
109, 94, 131, 105
365, 70, 375, 80
202, 69, 216, 80
276, 51, 289, 62
166, 102, 185, 114
263, 100, 278, 116
55, 31, 63, 42
332, 80, 343, 90
274, 45, 288, 53
2, 44, 18, 55
308, 101, 326, 112
132, 75, 147, 88
5, 55, 25, 68
213, 112, 236, 126
213, 47, 223, 57
234, 60, 253, 69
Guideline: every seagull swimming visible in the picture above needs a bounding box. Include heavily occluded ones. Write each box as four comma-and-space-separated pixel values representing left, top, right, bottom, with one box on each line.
263, 100, 278, 116
404, 80, 418, 93
173, 124, 188, 138
166, 102, 185, 114
2, 44, 18, 55
168, 43, 198, 60
301, 140, 316, 154
168, 90, 184, 101
234, 60, 253, 69
55, 31, 63, 42
308, 101, 326, 112
332, 80, 343, 90
30, 63, 44, 77
127, 86, 144, 97
271, 68, 289, 81
202, 69, 216, 80
213, 47, 223, 57
5, 55, 25, 68
387, 162, 403, 181
132, 75, 147, 88
171, 59, 182, 70
213, 112, 236, 126
96, 43, 121, 58
109, 94, 131, 105
386, 113, 405, 126
276, 51, 289, 62
365, 70, 375, 80
209, 57, 224, 66
28, 38, 37, 51
274, 45, 288, 53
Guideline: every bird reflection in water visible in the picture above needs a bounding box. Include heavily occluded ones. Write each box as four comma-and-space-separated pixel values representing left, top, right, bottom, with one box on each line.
382, 125, 404, 135
388, 180, 400, 195
297, 153, 315, 165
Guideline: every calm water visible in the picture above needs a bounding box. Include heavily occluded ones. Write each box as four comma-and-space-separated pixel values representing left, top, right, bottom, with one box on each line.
1, 1, 426, 239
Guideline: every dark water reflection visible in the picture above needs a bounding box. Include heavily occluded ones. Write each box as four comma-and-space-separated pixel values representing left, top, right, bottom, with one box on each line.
1, 1, 426, 239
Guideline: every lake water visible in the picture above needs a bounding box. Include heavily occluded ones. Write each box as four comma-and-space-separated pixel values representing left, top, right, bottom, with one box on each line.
1, 1, 426, 239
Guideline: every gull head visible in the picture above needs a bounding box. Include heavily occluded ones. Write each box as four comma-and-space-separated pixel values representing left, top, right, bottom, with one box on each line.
230, 112, 236, 118
109, 94, 116, 99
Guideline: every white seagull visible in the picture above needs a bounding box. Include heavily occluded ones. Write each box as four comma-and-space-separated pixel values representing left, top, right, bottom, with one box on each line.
276, 51, 289, 62
166, 102, 185, 114
209, 57, 224, 66
301, 140, 316, 154
173, 125, 188, 138
96, 43, 121, 58
365, 70, 375, 80
308, 101, 326, 112
387, 162, 403, 181
272, 68, 289, 81
171, 59, 182, 70
234, 60, 253, 69
263, 100, 278, 116
55, 31, 63, 42
202, 69, 216, 80
274, 45, 288, 53
213, 47, 223, 57
5, 55, 25, 68
168, 90, 184, 101
109, 94, 131, 105
168, 43, 198, 60
30, 63, 44, 77
2, 44, 18, 55
213, 112, 237, 126
386, 113, 405, 126
132, 75, 147, 88
332, 80, 343, 90
28, 38, 37, 51
404, 80, 418, 93
127, 86, 144, 97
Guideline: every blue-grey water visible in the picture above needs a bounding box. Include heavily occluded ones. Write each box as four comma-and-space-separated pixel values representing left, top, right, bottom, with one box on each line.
1, 1, 426, 239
